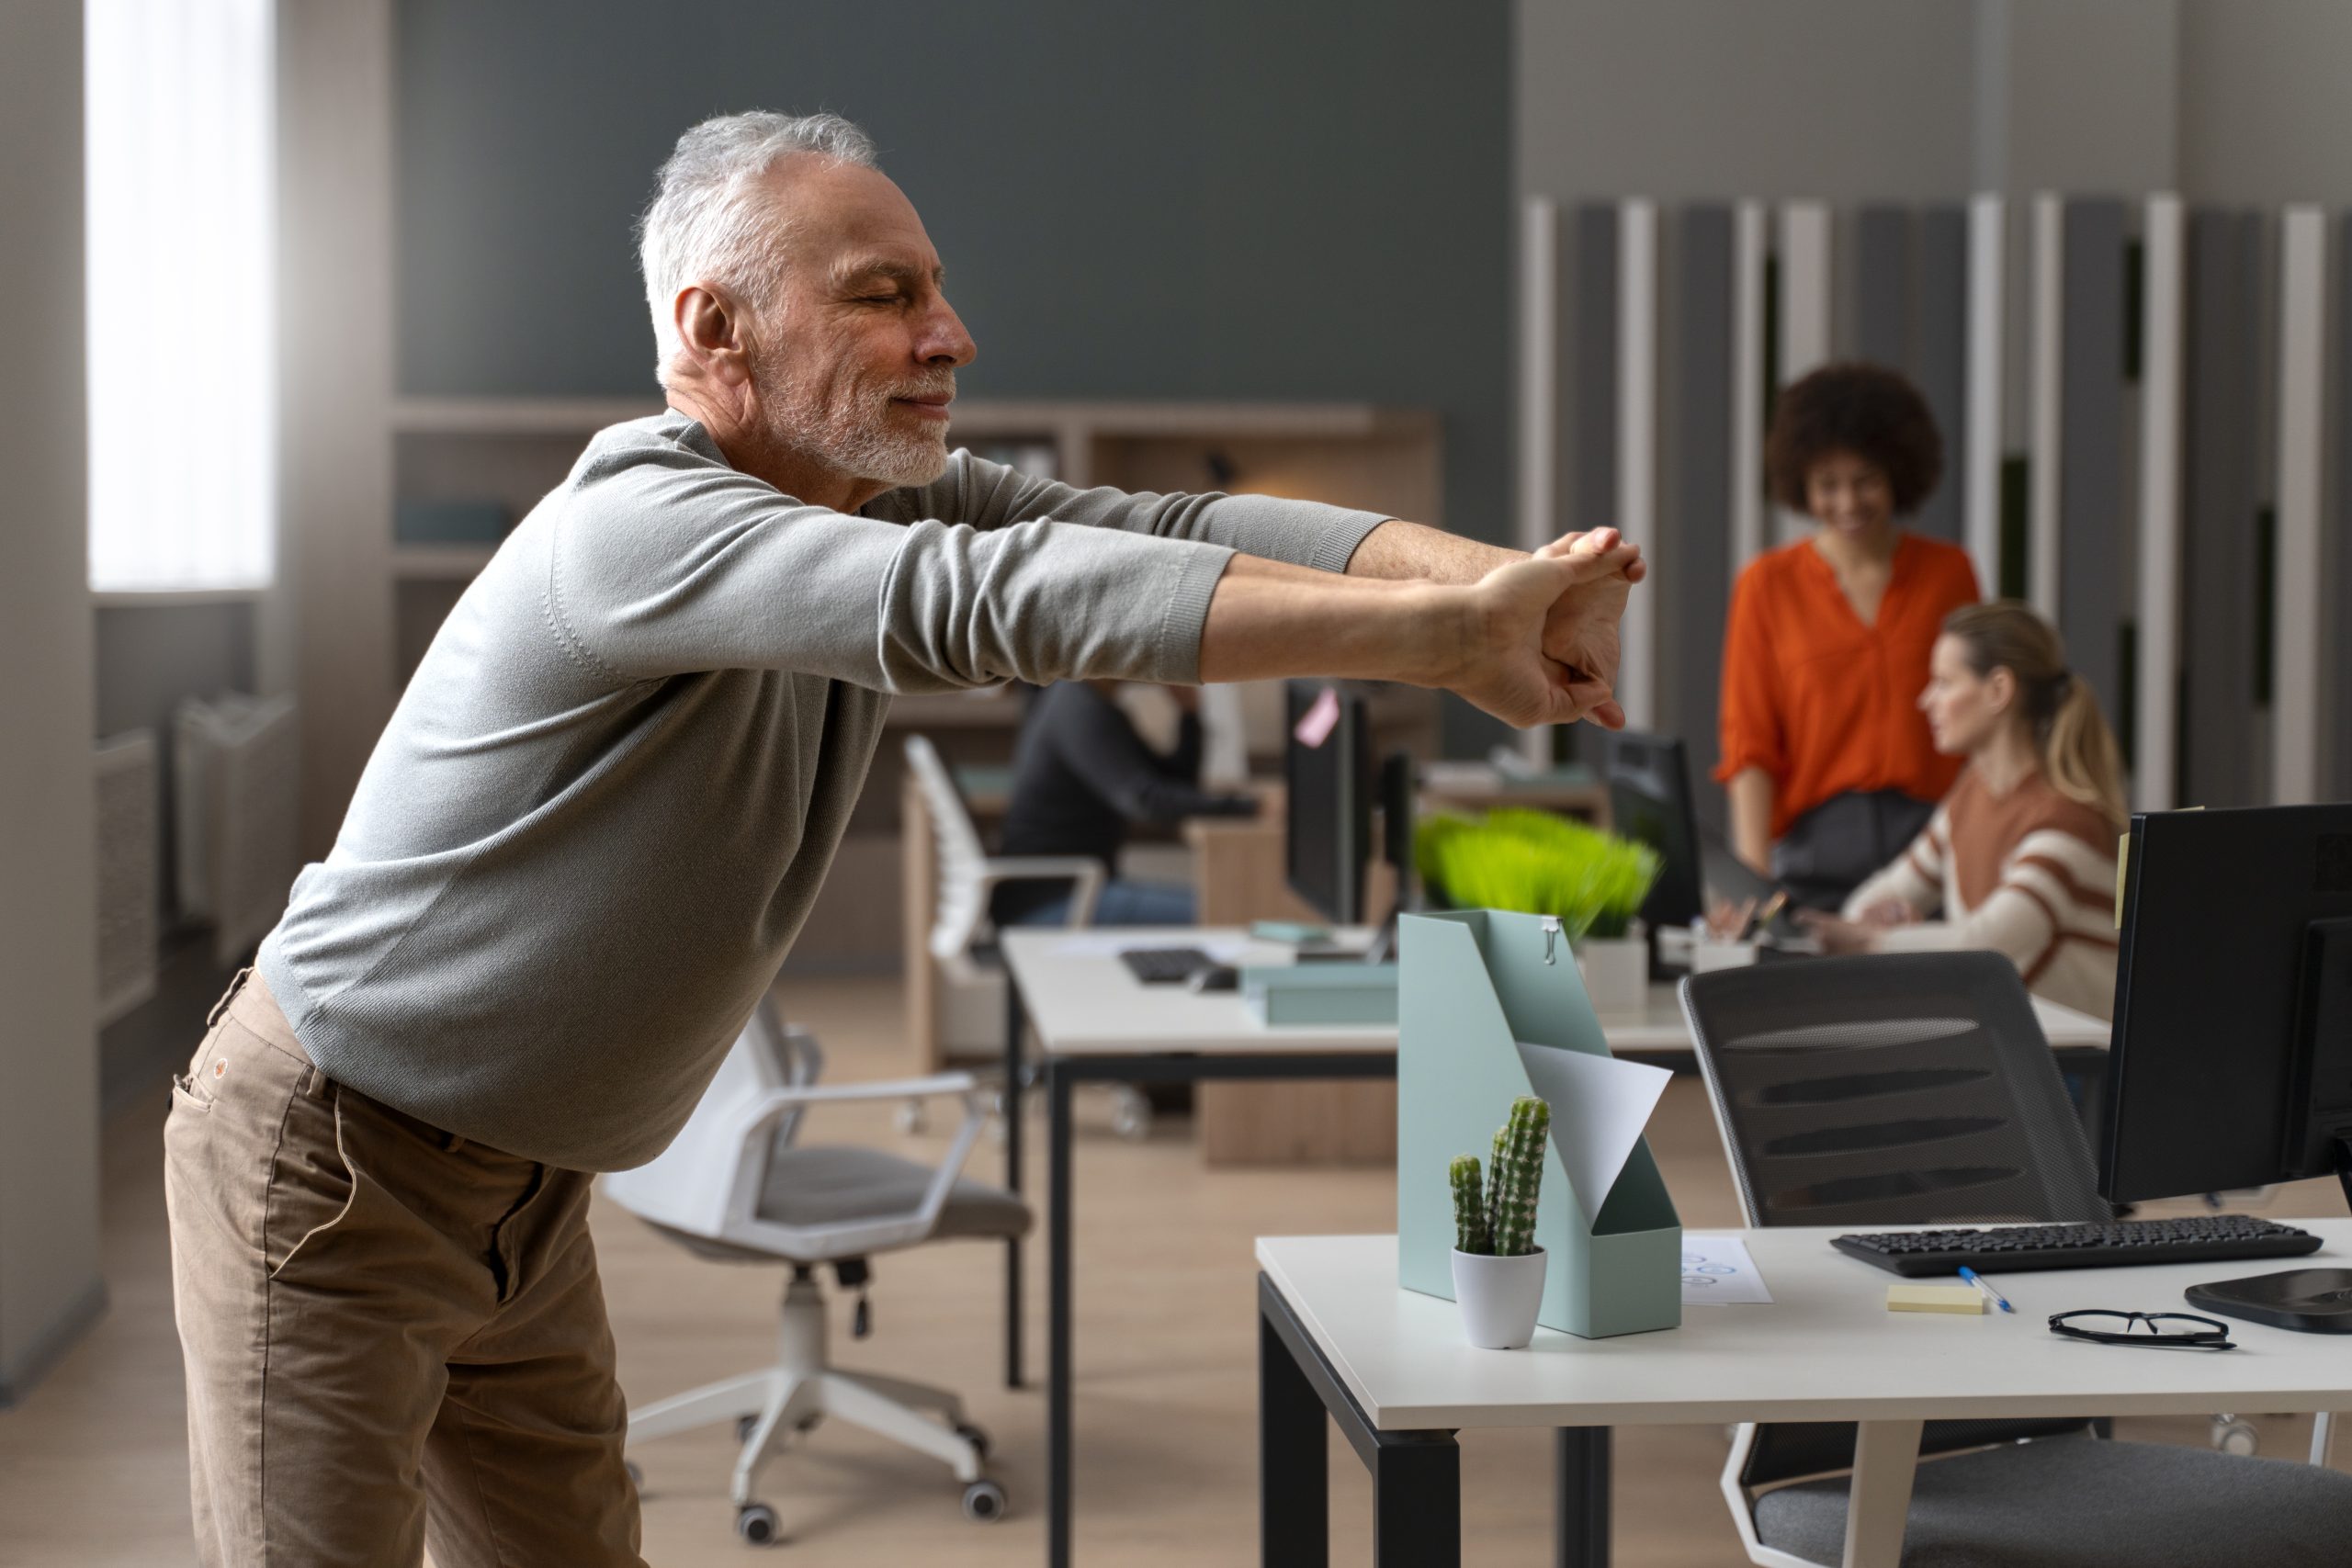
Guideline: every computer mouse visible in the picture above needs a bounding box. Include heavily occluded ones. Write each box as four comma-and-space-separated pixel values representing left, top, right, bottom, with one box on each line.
1185, 964, 1240, 993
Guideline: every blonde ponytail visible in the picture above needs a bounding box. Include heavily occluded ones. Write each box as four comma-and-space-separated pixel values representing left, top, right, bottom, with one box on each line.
1941, 601, 2128, 829
2041, 673, 2128, 828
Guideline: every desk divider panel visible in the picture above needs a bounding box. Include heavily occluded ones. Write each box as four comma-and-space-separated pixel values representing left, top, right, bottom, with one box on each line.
1396, 909, 1681, 1339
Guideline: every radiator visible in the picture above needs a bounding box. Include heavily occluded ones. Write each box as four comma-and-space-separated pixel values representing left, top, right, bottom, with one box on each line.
174, 694, 301, 967
95, 730, 160, 1026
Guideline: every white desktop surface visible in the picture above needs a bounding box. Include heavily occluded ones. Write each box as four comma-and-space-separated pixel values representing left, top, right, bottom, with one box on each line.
998, 927, 2111, 1056
1256, 1224, 2352, 1433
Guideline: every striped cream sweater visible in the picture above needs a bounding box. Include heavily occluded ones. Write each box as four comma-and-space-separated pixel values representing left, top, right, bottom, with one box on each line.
1841, 765, 2122, 1020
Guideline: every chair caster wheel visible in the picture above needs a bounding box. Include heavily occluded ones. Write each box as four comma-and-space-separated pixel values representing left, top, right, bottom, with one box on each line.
796, 1412, 823, 1434
736, 1414, 760, 1445
1110, 1087, 1152, 1142
2214, 1418, 2259, 1456
955, 1421, 991, 1461
961, 1478, 1008, 1522
624, 1460, 644, 1492
895, 1097, 928, 1135
736, 1503, 783, 1545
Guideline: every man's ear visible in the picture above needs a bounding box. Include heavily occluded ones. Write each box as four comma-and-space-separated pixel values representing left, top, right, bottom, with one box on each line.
674, 284, 752, 385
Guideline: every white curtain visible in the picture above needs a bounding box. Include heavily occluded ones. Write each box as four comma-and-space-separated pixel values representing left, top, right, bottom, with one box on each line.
86, 0, 277, 592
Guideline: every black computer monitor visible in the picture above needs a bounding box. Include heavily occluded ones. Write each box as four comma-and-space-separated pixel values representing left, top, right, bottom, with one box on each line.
1604, 731, 1703, 931
1284, 681, 1373, 926
2101, 805, 2352, 1327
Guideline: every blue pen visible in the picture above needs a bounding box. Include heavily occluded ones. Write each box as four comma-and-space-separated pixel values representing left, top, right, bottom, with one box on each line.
1959, 1267, 2014, 1314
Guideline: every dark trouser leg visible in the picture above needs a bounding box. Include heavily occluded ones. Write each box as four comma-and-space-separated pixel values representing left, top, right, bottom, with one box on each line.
1260, 1302, 1329, 1565
1555, 1427, 1611, 1568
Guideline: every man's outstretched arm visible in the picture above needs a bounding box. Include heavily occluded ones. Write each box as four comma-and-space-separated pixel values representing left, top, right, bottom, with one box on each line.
1198, 530, 1644, 732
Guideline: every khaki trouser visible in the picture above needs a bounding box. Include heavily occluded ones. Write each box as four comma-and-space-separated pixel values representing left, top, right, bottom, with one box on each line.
164, 970, 646, 1567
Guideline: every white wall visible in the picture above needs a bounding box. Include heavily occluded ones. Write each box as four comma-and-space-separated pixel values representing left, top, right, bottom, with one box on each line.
0, 0, 104, 1402
1516, 0, 1978, 204
2178, 0, 2352, 206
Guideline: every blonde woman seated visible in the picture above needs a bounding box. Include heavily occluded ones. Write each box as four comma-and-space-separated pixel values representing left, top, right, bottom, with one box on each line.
1800, 601, 2125, 1020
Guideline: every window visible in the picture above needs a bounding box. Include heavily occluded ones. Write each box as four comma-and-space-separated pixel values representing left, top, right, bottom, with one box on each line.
85, 0, 277, 593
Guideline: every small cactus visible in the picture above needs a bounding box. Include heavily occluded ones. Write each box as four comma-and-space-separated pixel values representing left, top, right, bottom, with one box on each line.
1450, 1156, 1491, 1255
1488, 1097, 1551, 1258
1450, 1097, 1551, 1260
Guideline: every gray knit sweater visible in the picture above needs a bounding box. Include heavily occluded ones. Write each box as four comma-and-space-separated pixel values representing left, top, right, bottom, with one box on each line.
256, 411, 1385, 1169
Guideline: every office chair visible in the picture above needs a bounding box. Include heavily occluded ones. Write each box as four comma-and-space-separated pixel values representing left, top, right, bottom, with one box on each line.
602, 997, 1029, 1544
903, 733, 1150, 1141
1681, 952, 2352, 1568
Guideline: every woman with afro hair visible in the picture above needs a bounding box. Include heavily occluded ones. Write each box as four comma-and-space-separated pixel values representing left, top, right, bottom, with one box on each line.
1717, 362, 1982, 909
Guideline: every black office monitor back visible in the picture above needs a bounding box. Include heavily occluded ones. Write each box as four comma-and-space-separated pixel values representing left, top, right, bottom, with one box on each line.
2101, 804, 2352, 1206
1283, 682, 1371, 926
1605, 730, 1703, 931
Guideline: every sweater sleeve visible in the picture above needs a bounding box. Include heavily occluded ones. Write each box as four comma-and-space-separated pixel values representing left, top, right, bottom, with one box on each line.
926, 452, 1392, 574
548, 436, 1238, 691
1714, 560, 1785, 783
1871, 885, 2056, 971
1841, 807, 1950, 920
1054, 695, 1259, 826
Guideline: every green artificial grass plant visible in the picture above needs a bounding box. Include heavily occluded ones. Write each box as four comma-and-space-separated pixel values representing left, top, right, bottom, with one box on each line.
1415, 807, 1661, 942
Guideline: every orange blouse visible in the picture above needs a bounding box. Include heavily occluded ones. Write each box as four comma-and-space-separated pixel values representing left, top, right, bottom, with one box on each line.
1715, 533, 1982, 840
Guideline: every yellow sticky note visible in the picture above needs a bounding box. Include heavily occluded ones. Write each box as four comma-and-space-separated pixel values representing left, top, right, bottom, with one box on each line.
1886, 1283, 1986, 1314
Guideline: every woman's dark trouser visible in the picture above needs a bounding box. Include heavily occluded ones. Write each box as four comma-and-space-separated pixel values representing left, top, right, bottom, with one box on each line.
1771, 788, 1938, 912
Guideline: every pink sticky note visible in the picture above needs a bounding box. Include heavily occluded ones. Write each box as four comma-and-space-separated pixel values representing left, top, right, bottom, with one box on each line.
1293, 685, 1341, 748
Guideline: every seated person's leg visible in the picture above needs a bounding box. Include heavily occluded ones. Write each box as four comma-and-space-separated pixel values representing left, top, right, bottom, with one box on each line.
1091, 879, 1197, 927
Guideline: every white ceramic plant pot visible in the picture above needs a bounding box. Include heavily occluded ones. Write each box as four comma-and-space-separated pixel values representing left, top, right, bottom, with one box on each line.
1576, 928, 1647, 1014
1451, 1246, 1549, 1349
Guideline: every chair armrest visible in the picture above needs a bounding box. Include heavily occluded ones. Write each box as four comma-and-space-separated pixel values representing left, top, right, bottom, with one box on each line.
977, 855, 1105, 928
752, 1072, 977, 1106
716, 1077, 991, 1259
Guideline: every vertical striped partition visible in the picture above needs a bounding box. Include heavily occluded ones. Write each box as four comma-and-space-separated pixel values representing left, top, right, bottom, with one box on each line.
2181, 209, 2265, 808
1516, 191, 2346, 808
2134, 196, 2186, 810
1661, 205, 1736, 830
2336, 212, 2352, 802
1615, 199, 1660, 732
2056, 198, 2130, 722
1913, 206, 1970, 546
1964, 195, 2007, 595
2273, 208, 2330, 805
2028, 194, 2064, 621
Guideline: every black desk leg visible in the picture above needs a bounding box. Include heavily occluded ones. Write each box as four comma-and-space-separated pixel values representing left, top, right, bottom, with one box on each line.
1260, 1303, 1329, 1566
1555, 1427, 1611, 1568
1003, 978, 1024, 1390
1046, 1062, 1076, 1568
1374, 1437, 1461, 1568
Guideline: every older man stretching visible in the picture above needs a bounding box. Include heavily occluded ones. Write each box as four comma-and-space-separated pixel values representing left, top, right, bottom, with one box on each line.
164, 110, 1644, 1566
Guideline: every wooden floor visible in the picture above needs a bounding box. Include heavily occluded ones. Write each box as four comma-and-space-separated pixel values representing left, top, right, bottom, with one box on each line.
4, 974, 2345, 1566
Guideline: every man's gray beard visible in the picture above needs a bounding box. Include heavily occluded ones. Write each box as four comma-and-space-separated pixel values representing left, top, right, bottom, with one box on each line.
812, 413, 949, 491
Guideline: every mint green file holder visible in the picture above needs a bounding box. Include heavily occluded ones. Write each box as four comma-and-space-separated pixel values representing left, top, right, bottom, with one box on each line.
1396, 909, 1682, 1338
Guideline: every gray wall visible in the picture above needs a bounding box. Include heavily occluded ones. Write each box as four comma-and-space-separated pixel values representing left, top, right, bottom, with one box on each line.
1516, 0, 1978, 205
2178, 0, 2352, 206
395, 0, 1514, 749
0, 0, 103, 1404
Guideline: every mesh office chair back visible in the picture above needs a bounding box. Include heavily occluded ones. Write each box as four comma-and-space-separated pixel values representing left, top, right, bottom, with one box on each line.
1680, 951, 2109, 1485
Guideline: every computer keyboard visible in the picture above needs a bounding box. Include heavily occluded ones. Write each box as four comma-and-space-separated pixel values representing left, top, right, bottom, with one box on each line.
1831, 1214, 2323, 1277
1119, 946, 1216, 985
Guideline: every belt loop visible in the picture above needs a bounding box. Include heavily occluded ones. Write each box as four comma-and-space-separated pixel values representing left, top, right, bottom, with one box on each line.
207, 967, 254, 1029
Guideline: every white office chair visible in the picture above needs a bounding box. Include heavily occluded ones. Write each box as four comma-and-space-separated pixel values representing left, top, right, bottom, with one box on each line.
902, 733, 1151, 1141
603, 998, 1029, 1545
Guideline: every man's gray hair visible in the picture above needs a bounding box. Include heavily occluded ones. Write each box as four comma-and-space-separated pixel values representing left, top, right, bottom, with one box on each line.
637, 111, 879, 379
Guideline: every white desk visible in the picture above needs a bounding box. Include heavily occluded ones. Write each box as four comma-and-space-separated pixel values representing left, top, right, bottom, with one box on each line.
1256, 1225, 2352, 1566
999, 927, 2111, 1057
998, 927, 2112, 1566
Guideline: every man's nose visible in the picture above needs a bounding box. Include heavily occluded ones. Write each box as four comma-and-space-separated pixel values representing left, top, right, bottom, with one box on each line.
918, 298, 977, 367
